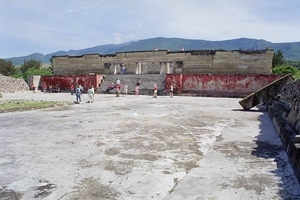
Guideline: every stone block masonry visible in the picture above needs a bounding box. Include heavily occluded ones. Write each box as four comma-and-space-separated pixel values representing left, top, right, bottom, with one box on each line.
52, 49, 273, 76
267, 79, 300, 183
100, 74, 166, 95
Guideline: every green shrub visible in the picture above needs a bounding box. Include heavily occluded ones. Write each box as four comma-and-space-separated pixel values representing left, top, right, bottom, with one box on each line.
272, 65, 300, 80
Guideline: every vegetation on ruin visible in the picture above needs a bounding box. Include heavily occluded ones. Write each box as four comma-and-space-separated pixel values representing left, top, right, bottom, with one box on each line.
0, 100, 73, 113
272, 50, 300, 80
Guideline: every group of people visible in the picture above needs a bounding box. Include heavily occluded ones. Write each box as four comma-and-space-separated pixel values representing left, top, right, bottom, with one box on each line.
42, 83, 60, 93
32, 80, 173, 103
73, 84, 95, 103
109, 80, 174, 99
116, 83, 128, 97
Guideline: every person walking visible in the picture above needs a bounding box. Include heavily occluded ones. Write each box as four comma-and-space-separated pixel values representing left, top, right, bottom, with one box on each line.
170, 84, 173, 98
87, 86, 94, 103
153, 84, 158, 98
70, 84, 74, 95
75, 85, 82, 103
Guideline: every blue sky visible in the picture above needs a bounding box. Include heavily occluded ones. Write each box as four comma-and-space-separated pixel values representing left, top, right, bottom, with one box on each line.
0, 0, 299, 58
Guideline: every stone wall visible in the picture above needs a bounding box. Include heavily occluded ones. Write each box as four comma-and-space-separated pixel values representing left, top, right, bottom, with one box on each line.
0, 74, 29, 95
27, 75, 42, 90
52, 49, 273, 76
267, 79, 300, 183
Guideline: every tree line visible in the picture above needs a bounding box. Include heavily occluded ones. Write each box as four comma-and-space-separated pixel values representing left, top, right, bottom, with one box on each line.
0, 59, 53, 82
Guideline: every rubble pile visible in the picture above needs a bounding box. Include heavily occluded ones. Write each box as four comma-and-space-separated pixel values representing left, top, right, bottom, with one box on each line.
0, 74, 29, 95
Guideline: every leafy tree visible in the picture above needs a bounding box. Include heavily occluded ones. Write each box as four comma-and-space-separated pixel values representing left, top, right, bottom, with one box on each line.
48, 57, 54, 74
20, 59, 42, 74
272, 50, 285, 68
0, 59, 16, 76
11, 68, 23, 79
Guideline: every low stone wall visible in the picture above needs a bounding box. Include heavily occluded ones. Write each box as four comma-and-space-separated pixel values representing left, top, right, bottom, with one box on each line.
0, 74, 29, 95
266, 79, 300, 183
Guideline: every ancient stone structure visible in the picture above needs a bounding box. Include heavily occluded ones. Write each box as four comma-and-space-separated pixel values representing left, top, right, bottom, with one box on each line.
239, 74, 294, 110
52, 49, 273, 76
266, 79, 300, 183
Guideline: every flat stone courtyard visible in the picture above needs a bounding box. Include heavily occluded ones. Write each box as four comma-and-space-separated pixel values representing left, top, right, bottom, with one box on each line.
1, 92, 300, 200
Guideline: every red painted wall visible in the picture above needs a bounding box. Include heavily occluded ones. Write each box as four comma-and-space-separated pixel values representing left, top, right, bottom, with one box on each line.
166, 74, 283, 97
41, 74, 103, 91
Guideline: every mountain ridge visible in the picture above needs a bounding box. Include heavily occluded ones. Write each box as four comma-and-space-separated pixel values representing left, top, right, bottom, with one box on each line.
4, 37, 300, 66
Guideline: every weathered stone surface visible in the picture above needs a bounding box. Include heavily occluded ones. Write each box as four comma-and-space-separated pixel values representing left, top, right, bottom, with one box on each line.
1, 93, 300, 199
238, 74, 294, 110
52, 50, 273, 76
267, 79, 300, 183
100, 74, 166, 95
0, 74, 29, 93
276, 79, 300, 135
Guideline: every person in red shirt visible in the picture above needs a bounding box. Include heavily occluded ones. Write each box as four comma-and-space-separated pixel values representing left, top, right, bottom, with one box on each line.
70, 84, 74, 95
43, 83, 47, 93
31, 83, 36, 93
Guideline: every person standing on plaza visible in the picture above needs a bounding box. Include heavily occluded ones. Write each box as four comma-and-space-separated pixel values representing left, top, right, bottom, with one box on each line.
31, 83, 36, 93
79, 85, 83, 95
153, 84, 158, 98
87, 86, 94, 103
116, 84, 121, 97
49, 84, 53, 93
70, 84, 74, 95
170, 84, 173, 98
91, 85, 95, 101
75, 85, 82, 103
135, 84, 139, 97
123, 83, 128, 97
43, 83, 47, 94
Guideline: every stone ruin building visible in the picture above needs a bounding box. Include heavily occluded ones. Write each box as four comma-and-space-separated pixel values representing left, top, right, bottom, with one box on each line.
52, 49, 274, 76
51, 49, 300, 184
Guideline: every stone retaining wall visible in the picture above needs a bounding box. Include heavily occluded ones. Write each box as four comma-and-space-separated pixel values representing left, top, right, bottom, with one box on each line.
267, 79, 300, 183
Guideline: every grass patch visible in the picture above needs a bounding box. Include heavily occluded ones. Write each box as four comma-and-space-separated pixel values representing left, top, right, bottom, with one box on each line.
0, 99, 73, 113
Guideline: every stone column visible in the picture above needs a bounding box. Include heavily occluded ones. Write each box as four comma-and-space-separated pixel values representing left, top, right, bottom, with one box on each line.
114, 64, 117, 75
141, 62, 147, 74
136, 62, 142, 74
166, 62, 170, 74
160, 63, 165, 74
